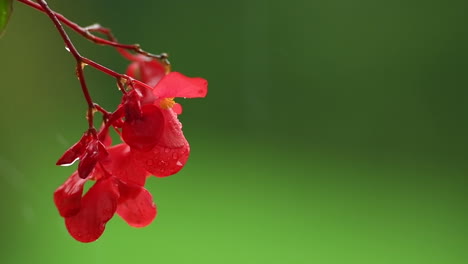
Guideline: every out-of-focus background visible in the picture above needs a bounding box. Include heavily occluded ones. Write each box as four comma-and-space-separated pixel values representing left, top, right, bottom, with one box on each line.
1, 0, 468, 263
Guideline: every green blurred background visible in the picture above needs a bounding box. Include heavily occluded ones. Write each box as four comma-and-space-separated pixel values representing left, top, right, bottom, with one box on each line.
1, 0, 468, 263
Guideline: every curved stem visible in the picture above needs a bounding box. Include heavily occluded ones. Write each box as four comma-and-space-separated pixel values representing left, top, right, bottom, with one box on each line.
18, 0, 161, 133
93, 103, 110, 116
16, 0, 169, 64
35, 0, 95, 130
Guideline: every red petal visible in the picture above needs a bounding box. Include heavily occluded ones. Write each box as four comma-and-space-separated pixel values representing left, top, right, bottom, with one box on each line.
65, 177, 119, 243
117, 185, 156, 228
123, 90, 143, 122
122, 104, 165, 152
77, 141, 108, 179
172, 103, 183, 115
77, 150, 98, 179
101, 144, 149, 186
126, 57, 166, 87
135, 84, 156, 106
54, 172, 86, 217
139, 60, 166, 87
125, 61, 140, 79
98, 124, 112, 147
153, 72, 208, 99
56, 133, 92, 166
56, 143, 82, 166
132, 108, 190, 177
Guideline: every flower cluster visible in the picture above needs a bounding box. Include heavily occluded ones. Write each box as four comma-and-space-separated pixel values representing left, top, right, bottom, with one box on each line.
54, 56, 207, 242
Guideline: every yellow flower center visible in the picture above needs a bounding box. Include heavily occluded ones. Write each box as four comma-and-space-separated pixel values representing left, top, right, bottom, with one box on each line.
160, 98, 176, 109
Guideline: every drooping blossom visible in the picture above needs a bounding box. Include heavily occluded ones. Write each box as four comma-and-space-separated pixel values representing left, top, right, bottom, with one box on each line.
55, 129, 156, 242
124, 57, 207, 177
54, 56, 207, 242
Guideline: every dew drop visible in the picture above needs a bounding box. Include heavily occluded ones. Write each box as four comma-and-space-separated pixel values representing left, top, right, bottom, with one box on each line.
172, 153, 178, 160
176, 161, 183, 167
164, 148, 170, 153
65, 46, 70, 52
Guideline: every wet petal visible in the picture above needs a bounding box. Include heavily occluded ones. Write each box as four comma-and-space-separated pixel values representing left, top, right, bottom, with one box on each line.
65, 177, 119, 243
56, 133, 92, 166
101, 144, 149, 186
172, 103, 183, 115
122, 104, 165, 152
54, 172, 86, 217
132, 108, 190, 177
153, 72, 207, 99
117, 185, 157, 228
77, 141, 108, 179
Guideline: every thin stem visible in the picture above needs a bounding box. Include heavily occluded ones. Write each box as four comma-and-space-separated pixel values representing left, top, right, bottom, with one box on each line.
35, 0, 95, 130
81, 56, 155, 91
93, 103, 110, 116
16, 0, 169, 64
18, 0, 161, 135
18, 0, 162, 93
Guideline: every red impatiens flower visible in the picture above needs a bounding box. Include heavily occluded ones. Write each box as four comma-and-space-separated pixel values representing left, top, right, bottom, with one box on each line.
54, 56, 207, 242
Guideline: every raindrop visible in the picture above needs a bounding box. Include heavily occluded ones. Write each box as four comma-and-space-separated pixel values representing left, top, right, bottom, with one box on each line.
65, 46, 70, 52
172, 153, 178, 160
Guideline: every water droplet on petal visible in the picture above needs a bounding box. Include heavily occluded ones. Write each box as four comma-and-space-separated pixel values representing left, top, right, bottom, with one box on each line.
176, 161, 183, 167
164, 148, 170, 153
172, 153, 178, 160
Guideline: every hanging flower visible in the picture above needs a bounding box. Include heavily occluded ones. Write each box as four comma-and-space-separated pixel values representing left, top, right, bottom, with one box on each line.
55, 133, 156, 242
124, 58, 208, 177
54, 56, 207, 242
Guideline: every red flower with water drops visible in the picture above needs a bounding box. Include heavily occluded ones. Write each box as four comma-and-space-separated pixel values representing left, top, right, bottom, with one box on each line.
55, 141, 157, 242
54, 56, 207, 242
125, 58, 208, 177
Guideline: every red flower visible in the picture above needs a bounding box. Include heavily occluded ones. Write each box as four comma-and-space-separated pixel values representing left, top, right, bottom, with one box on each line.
55, 142, 156, 243
124, 58, 207, 177
54, 56, 207, 242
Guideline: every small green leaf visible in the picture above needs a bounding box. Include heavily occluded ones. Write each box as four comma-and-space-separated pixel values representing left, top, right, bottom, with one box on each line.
0, 0, 13, 37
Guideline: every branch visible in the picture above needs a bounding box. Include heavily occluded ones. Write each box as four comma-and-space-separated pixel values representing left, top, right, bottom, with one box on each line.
16, 0, 169, 65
